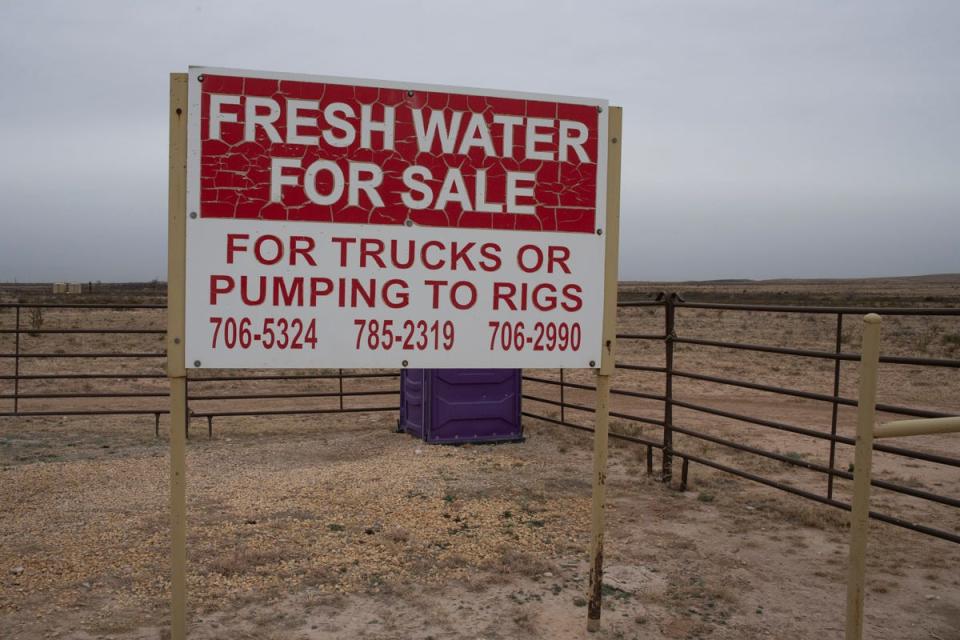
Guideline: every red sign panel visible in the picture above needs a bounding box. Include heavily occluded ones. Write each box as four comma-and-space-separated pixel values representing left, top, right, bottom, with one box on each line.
198, 73, 601, 233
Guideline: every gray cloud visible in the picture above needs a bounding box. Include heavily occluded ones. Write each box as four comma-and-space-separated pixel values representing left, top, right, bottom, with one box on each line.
1, 0, 958, 281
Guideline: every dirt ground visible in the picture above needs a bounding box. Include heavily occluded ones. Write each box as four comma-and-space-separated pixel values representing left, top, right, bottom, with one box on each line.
1, 277, 958, 639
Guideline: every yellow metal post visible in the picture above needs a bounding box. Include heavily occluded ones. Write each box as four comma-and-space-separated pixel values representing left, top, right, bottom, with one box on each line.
587, 106, 622, 633
845, 313, 881, 640
169, 377, 187, 638
874, 416, 960, 439
167, 72, 188, 640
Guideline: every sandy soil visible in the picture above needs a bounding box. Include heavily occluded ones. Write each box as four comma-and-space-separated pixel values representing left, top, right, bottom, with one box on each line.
2, 415, 958, 640
0, 277, 958, 639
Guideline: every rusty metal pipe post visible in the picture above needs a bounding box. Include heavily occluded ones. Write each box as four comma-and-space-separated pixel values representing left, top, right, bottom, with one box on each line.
662, 294, 676, 483
587, 371, 611, 632
827, 313, 844, 499
560, 368, 565, 423
13, 305, 20, 415
166, 72, 189, 640
586, 105, 621, 633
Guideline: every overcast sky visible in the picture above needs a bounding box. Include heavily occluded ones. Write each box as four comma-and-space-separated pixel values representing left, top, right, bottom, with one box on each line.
1, 1, 958, 282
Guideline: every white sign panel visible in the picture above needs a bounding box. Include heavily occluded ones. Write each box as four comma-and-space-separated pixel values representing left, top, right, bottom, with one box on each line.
185, 67, 608, 369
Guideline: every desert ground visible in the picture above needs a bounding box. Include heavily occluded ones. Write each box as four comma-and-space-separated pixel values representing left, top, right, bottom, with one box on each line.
0, 276, 958, 639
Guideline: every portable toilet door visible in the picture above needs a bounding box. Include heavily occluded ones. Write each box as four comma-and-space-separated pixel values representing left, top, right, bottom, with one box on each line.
423, 369, 523, 444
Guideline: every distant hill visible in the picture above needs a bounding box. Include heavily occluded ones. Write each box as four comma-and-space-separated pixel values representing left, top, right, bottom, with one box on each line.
619, 274, 960, 307
2, 275, 957, 308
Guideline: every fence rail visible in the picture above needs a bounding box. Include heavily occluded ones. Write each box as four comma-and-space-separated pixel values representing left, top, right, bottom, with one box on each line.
523, 293, 960, 545
0, 301, 398, 432
1, 297, 958, 544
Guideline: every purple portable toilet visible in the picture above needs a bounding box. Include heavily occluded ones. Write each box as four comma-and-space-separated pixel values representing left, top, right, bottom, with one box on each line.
399, 369, 523, 444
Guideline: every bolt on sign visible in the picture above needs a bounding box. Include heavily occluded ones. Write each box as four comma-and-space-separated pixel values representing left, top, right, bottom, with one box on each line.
185, 67, 610, 368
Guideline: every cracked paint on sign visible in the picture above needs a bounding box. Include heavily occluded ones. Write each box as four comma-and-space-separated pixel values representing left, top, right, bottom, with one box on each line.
198, 74, 601, 233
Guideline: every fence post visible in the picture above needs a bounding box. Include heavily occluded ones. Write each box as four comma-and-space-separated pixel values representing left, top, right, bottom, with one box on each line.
827, 313, 844, 499
338, 368, 344, 411
559, 368, 565, 423
845, 314, 881, 640
13, 305, 20, 415
662, 293, 676, 484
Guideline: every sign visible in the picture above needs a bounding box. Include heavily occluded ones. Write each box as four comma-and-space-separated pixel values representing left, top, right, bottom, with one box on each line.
185, 67, 609, 368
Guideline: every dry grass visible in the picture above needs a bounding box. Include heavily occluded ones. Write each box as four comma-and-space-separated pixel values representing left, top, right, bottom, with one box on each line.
481, 546, 554, 579
750, 497, 849, 531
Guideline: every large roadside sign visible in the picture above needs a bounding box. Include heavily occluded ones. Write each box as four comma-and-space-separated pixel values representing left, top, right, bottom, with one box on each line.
168, 69, 621, 639
184, 67, 610, 369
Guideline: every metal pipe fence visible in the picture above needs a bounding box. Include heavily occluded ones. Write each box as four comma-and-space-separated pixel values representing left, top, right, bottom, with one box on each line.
0, 302, 398, 437
522, 294, 960, 545
1, 297, 958, 544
